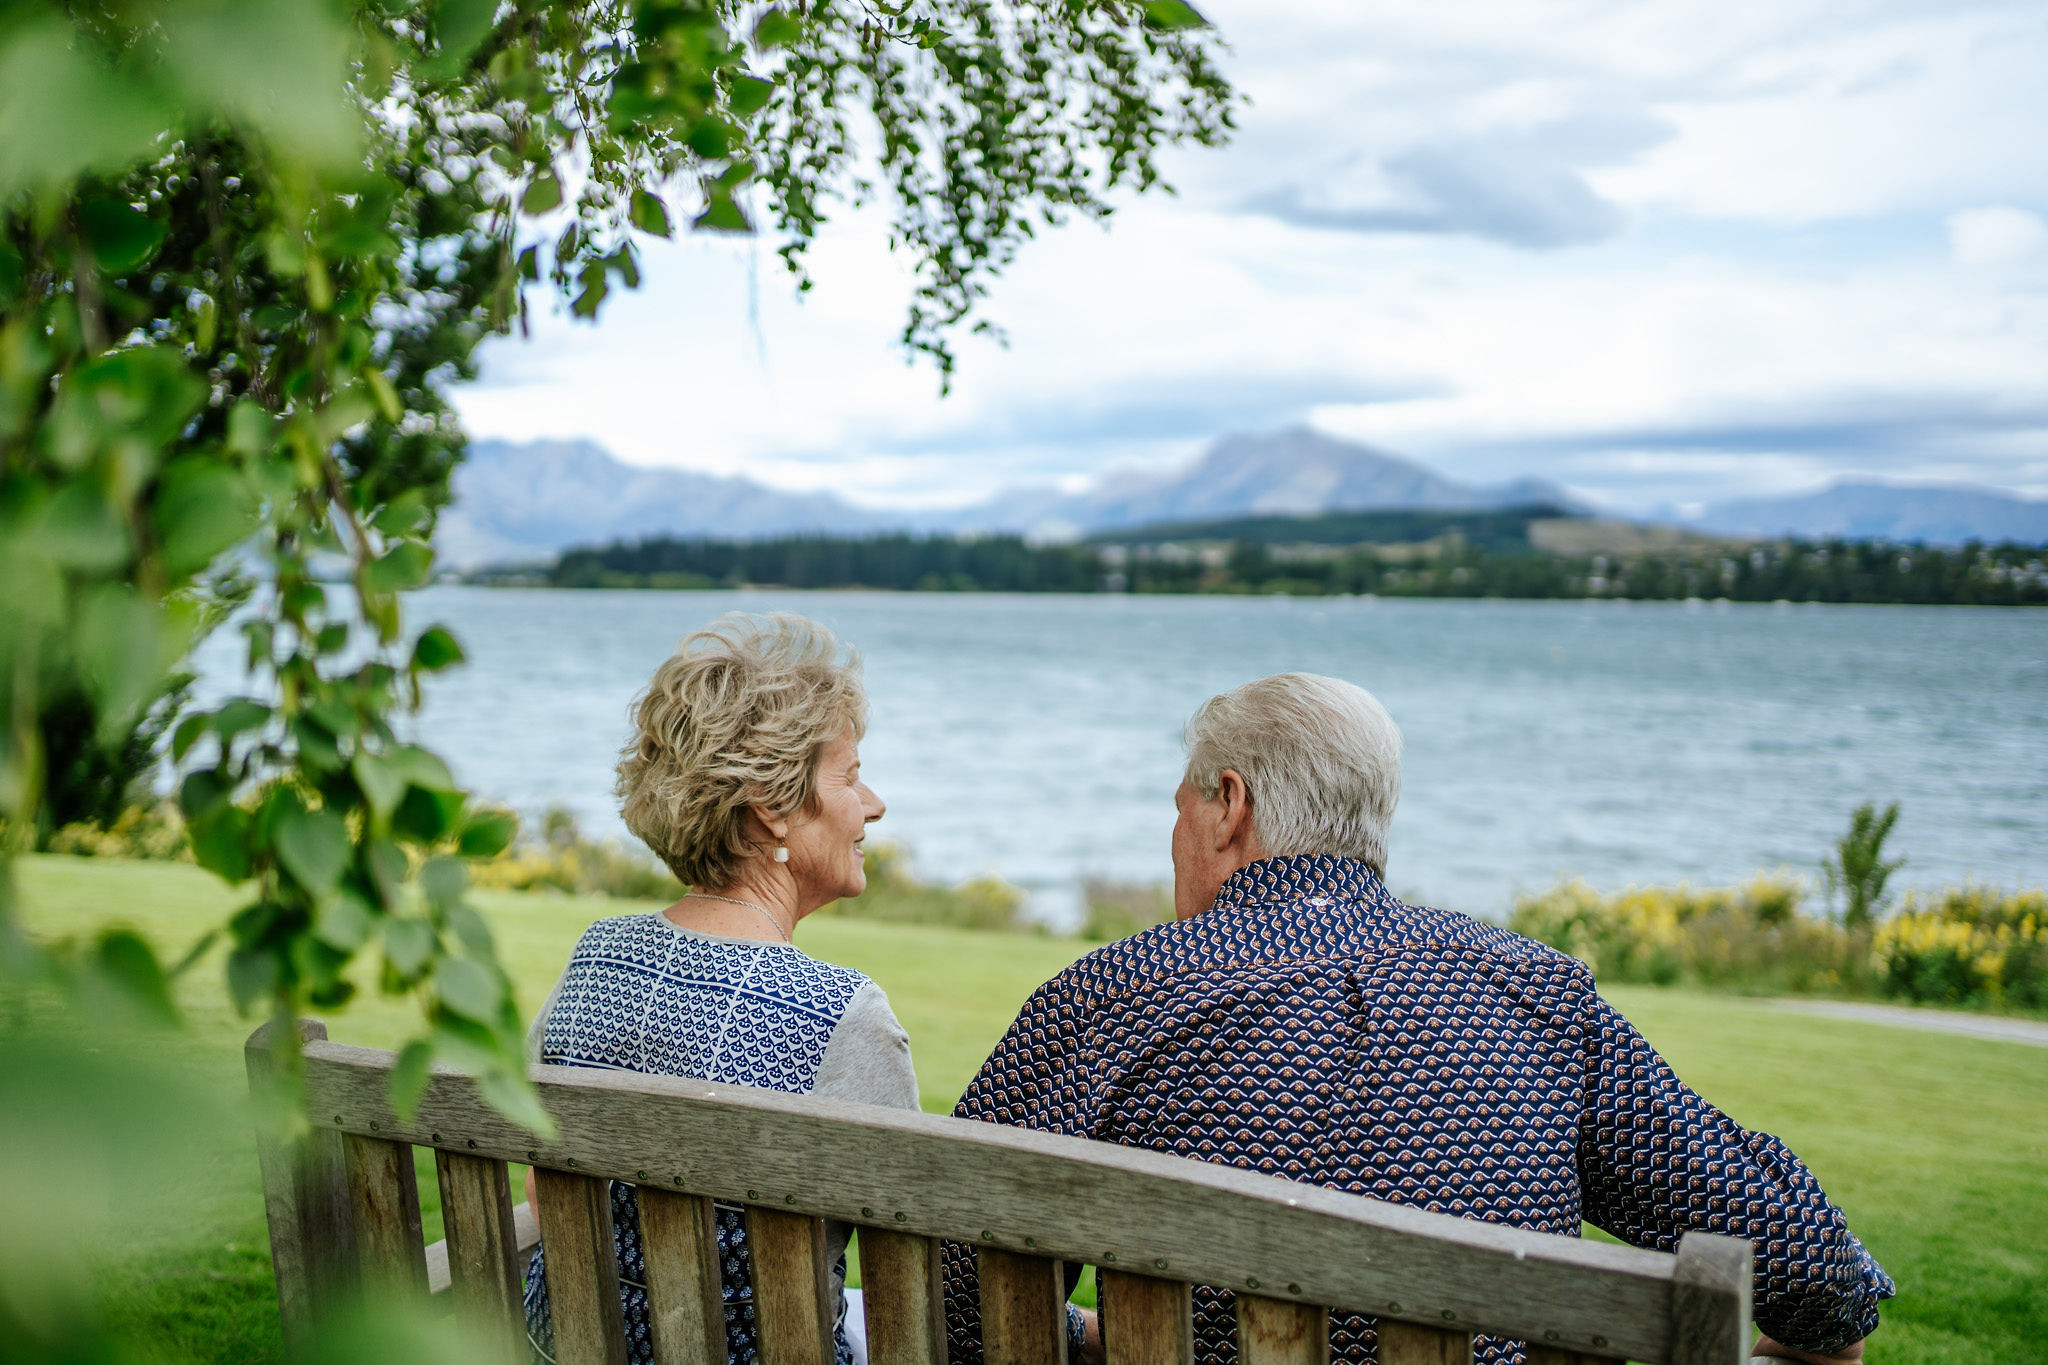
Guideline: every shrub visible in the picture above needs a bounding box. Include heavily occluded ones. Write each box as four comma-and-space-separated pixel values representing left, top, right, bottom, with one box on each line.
43, 803, 194, 863
1875, 886, 2048, 1011
468, 806, 682, 901
820, 844, 1033, 933
1509, 872, 1873, 996
1080, 879, 1174, 941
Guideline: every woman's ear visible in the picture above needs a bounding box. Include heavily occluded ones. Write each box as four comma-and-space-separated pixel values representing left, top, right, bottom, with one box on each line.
746, 802, 790, 847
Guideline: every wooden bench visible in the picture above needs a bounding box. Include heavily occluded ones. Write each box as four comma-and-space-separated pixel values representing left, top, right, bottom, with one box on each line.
247, 1019, 1755, 1365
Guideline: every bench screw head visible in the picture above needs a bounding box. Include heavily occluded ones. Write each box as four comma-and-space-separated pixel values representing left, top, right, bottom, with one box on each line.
1105, 1253, 1117, 1263
566, 1158, 577, 1168
1442, 1311, 1456, 1321
1245, 1276, 1257, 1288
1288, 1283, 1302, 1295
368, 1121, 379, 1131
785, 1194, 796, 1204
466, 1139, 477, 1149
982, 1230, 994, 1241
748, 1190, 759, 1200
334, 1115, 342, 1124
431, 1133, 441, 1143
1024, 1237, 1036, 1247
895, 1212, 907, 1222
527, 1151, 537, 1161
1387, 1301, 1402, 1313
1544, 1332, 1560, 1343
636, 1170, 646, 1180
674, 1177, 685, 1186
862, 1207, 875, 1218
1156, 1259, 1168, 1270
1593, 1337, 1608, 1349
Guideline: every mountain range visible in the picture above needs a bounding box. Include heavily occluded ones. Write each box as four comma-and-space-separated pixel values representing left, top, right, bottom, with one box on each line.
435, 429, 2048, 567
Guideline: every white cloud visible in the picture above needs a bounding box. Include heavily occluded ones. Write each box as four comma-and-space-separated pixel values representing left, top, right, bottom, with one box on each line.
454, 0, 2048, 511
1948, 206, 2048, 267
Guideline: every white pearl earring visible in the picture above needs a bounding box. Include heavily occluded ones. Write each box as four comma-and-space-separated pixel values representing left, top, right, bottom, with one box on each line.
774, 844, 789, 863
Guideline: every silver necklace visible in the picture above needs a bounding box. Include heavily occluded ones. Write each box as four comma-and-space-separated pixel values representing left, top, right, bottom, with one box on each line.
682, 892, 791, 944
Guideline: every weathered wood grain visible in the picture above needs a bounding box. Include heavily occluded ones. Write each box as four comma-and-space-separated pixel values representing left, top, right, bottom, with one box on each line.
1236, 1294, 1328, 1365
858, 1228, 945, 1365
245, 1019, 355, 1351
1377, 1320, 1472, 1365
747, 1206, 833, 1365
427, 1197, 539, 1295
533, 1168, 629, 1365
979, 1248, 1068, 1365
432, 1150, 524, 1358
1525, 1349, 1619, 1365
297, 1035, 1710, 1361
1672, 1234, 1752, 1365
342, 1132, 427, 1301
638, 1187, 728, 1365
1101, 1269, 1191, 1365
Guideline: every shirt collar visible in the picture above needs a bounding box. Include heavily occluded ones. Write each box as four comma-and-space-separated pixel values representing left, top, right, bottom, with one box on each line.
1209, 853, 1389, 915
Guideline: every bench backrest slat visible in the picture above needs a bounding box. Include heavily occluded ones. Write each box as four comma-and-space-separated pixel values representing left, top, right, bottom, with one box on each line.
748, 1206, 835, 1365
532, 1167, 630, 1365
859, 1227, 947, 1365
1237, 1295, 1329, 1365
432, 1150, 526, 1361
1378, 1320, 1473, 1365
341, 1133, 427, 1302
978, 1248, 1069, 1365
1101, 1269, 1193, 1365
635, 1187, 728, 1364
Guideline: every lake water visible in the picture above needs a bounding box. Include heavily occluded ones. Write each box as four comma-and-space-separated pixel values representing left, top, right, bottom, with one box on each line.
192, 588, 2048, 926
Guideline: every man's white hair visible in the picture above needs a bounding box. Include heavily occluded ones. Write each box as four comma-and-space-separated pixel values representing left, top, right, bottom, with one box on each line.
1183, 672, 1403, 875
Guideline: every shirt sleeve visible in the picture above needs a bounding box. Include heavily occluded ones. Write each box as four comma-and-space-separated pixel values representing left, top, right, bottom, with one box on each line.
813, 981, 922, 1112
942, 976, 1098, 1364
1576, 988, 1895, 1354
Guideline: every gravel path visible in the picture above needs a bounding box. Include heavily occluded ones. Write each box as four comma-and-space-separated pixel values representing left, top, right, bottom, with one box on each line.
1761, 998, 2048, 1047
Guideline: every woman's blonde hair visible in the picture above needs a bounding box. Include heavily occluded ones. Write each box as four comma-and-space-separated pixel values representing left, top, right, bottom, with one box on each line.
616, 613, 867, 888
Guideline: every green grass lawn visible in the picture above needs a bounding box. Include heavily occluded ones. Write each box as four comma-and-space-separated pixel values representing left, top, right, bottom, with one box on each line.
12, 854, 2046, 1364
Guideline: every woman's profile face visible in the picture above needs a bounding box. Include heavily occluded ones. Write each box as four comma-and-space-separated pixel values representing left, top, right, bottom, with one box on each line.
785, 724, 884, 909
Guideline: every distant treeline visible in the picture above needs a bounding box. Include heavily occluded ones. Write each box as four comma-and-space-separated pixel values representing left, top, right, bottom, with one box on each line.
534, 531, 2048, 605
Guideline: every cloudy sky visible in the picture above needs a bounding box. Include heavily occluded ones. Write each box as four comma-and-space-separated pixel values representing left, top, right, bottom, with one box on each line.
455, 0, 2048, 515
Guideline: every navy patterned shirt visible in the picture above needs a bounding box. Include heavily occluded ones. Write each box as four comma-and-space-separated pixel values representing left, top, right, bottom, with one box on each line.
942, 855, 1892, 1364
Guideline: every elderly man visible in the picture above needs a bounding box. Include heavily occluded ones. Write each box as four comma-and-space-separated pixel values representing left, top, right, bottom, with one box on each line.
942, 673, 1890, 1365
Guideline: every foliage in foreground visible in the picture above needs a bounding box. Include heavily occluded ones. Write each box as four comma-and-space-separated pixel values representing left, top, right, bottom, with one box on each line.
1511, 876, 2048, 1013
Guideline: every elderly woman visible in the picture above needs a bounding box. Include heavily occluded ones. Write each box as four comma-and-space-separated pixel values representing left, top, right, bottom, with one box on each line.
522, 613, 916, 1365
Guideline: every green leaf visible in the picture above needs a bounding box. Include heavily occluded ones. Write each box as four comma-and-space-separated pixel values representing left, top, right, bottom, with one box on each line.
93, 930, 178, 1028
686, 116, 735, 159
179, 768, 233, 820
273, 803, 349, 893
435, 0, 499, 63
225, 944, 280, 1015
1140, 0, 1208, 30
76, 585, 170, 736
521, 171, 563, 215
695, 186, 752, 234
456, 809, 517, 859
35, 480, 131, 572
389, 1040, 435, 1120
0, 20, 175, 197
155, 458, 259, 575
476, 1069, 555, 1138
752, 10, 802, 48
447, 903, 495, 958
629, 188, 673, 238
172, 713, 210, 762
363, 539, 434, 594
226, 401, 272, 458
365, 836, 408, 908
290, 716, 344, 771
371, 490, 431, 537
213, 697, 271, 745
353, 751, 406, 821
79, 196, 167, 274
421, 855, 467, 909
411, 625, 465, 672
434, 956, 503, 1023
382, 915, 435, 978
312, 890, 374, 951
395, 785, 464, 844
0, 239, 23, 309
316, 622, 350, 654
727, 74, 773, 119
188, 804, 252, 883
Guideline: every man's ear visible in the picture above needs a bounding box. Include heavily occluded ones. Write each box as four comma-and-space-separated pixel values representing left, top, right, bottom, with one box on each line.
1213, 769, 1255, 853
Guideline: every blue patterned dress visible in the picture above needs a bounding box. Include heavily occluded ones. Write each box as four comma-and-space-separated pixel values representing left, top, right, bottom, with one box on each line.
522, 912, 912, 1365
